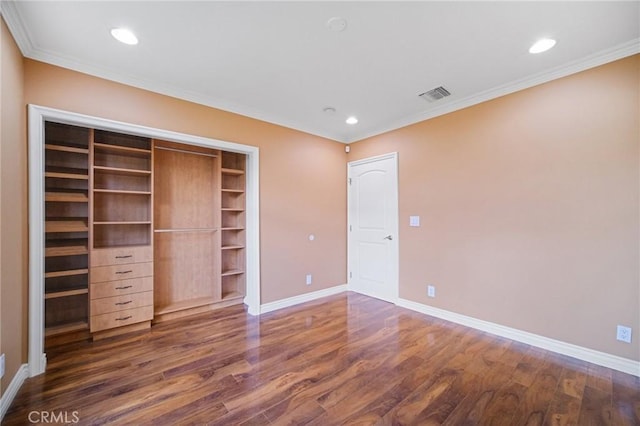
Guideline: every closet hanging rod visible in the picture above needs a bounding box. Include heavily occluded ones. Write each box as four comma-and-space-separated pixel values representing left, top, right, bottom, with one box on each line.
154, 228, 218, 233
154, 145, 218, 158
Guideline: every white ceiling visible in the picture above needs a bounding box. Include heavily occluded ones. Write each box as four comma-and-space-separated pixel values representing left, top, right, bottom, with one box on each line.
3, 1, 639, 143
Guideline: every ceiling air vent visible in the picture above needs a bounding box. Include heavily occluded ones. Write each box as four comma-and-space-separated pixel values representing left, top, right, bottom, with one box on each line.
419, 86, 451, 102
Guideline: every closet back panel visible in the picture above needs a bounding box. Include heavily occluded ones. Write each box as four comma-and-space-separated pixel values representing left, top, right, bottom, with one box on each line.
94, 193, 151, 222
154, 149, 217, 230
154, 231, 219, 309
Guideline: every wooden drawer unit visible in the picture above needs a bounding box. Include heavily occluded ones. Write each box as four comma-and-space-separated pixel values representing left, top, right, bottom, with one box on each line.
90, 291, 153, 316
90, 262, 153, 284
90, 305, 154, 333
91, 246, 152, 267
90, 276, 153, 299
89, 245, 153, 334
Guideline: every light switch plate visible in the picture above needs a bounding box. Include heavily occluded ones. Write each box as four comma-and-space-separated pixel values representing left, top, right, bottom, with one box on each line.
410, 216, 420, 227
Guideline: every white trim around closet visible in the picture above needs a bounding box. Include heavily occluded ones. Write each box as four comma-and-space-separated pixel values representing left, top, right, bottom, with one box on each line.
28, 104, 261, 377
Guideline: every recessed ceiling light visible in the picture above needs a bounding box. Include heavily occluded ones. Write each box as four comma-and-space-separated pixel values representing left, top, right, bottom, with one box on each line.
529, 38, 556, 54
323, 107, 336, 114
111, 28, 138, 45
346, 116, 358, 125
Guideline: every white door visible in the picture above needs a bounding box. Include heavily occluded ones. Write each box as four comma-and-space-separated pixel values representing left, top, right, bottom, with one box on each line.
348, 153, 399, 302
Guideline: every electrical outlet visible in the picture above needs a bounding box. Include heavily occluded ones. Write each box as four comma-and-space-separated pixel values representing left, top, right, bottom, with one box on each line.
0, 353, 5, 379
427, 285, 436, 298
306, 274, 312, 285
616, 325, 632, 343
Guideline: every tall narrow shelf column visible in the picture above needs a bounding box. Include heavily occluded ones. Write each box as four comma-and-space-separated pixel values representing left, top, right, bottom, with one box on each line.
44, 122, 91, 339
90, 130, 154, 336
153, 141, 222, 322
220, 152, 247, 301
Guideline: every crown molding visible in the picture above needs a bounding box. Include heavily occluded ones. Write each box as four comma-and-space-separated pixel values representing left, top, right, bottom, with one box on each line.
0, 0, 344, 142
3, 2, 637, 144
348, 38, 640, 143
25, 45, 347, 143
1, 0, 34, 55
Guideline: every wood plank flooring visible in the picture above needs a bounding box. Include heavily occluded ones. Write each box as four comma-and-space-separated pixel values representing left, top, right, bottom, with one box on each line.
4, 292, 639, 425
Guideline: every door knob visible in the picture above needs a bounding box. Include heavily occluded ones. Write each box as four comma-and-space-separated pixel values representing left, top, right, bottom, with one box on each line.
384, 235, 393, 240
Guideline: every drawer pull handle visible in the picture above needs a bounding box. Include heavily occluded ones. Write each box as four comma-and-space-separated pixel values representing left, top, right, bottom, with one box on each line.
115, 285, 133, 290
115, 316, 132, 321
115, 255, 133, 259
115, 301, 132, 306
115, 270, 133, 275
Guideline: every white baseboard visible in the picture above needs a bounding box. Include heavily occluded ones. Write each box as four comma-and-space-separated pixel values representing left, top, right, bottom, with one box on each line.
260, 284, 348, 314
0, 363, 29, 421
396, 298, 640, 377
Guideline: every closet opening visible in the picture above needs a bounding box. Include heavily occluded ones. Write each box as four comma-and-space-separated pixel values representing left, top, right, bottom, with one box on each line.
28, 105, 260, 377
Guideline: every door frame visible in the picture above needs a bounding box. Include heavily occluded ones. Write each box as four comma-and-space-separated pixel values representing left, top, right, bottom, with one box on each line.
347, 152, 399, 303
27, 104, 261, 377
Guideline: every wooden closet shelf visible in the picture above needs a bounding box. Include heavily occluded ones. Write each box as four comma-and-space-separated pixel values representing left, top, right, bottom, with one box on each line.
154, 228, 217, 233
221, 188, 245, 193
221, 227, 245, 231
45, 171, 89, 180
93, 166, 152, 176
221, 269, 244, 277
221, 245, 245, 250
45, 144, 89, 154
94, 143, 151, 156
94, 221, 152, 225
221, 208, 244, 212
221, 168, 245, 175
45, 242, 88, 257
46, 220, 89, 233
45, 166, 89, 177
45, 288, 88, 299
45, 192, 89, 202
154, 296, 218, 316
155, 145, 218, 158
45, 321, 89, 337
45, 268, 89, 279
94, 189, 152, 195
221, 291, 243, 300
92, 244, 152, 252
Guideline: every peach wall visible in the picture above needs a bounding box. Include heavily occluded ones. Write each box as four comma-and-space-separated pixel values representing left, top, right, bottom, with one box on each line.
349, 55, 640, 361
1, 18, 28, 394
23, 60, 348, 303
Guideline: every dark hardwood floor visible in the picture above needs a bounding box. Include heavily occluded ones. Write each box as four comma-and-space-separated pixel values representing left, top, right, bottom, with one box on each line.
4, 292, 639, 425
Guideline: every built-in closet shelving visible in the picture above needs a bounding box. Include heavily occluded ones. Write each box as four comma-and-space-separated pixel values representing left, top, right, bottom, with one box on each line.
44, 122, 90, 337
220, 152, 246, 301
90, 130, 154, 334
42, 122, 247, 342
92, 131, 153, 247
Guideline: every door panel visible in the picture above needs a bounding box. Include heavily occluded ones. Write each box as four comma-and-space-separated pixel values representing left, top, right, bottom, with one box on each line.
348, 154, 398, 302
357, 170, 387, 229
357, 242, 386, 283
